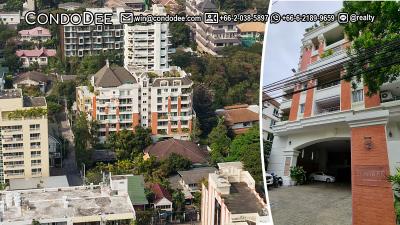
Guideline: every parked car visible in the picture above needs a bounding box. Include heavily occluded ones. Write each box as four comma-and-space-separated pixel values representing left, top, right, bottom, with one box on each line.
266, 173, 273, 186
309, 172, 336, 183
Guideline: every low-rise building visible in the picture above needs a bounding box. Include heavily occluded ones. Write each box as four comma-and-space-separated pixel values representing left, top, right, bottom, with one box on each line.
76, 63, 194, 142
150, 183, 173, 211
9, 175, 69, 190
261, 94, 280, 142
18, 27, 51, 43
174, 167, 216, 202
13, 71, 49, 93
201, 162, 272, 225
237, 22, 265, 46
216, 104, 259, 135
16, 47, 56, 68
110, 174, 149, 210
144, 138, 209, 164
105, 0, 146, 11
186, 0, 240, 56
0, 89, 49, 184
48, 135, 62, 167
0, 184, 136, 225
0, 11, 20, 29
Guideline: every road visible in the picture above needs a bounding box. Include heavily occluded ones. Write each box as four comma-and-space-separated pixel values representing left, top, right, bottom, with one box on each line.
57, 100, 82, 186
268, 182, 351, 225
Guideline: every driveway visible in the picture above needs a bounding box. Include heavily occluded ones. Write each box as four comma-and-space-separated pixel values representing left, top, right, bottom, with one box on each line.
268, 182, 351, 225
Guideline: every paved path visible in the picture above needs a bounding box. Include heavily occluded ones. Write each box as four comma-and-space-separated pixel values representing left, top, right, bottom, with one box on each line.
268, 182, 352, 225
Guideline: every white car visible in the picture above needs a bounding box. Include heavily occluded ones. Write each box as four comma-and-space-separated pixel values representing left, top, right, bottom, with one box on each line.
309, 172, 336, 183
266, 173, 273, 186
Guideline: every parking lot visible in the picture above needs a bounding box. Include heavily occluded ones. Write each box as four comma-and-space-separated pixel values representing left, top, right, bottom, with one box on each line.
268, 182, 352, 225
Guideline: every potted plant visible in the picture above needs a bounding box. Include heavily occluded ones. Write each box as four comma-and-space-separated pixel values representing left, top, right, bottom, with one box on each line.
290, 166, 306, 185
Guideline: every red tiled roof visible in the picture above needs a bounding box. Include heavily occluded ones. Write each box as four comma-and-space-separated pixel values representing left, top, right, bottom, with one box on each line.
150, 183, 172, 203
16, 48, 56, 57
144, 139, 208, 164
18, 27, 51, 37
217, 107, 259, 126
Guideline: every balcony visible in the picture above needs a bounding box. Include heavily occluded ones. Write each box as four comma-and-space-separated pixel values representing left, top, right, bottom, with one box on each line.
3, 155, 24, 161
280, 99, 292, 110
314, 97, 340, 115
314, 83, 340, 102
4, 164, 24, 169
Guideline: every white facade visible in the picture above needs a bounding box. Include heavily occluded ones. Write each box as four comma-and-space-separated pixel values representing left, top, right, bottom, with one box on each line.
201, 162, 272, 225
124, 5, 170, 71
261, 100, 280, 142
0, 12, 20, 28
76, 65, 194, 142
0, 89, 49, 184
62, 7, 126, 57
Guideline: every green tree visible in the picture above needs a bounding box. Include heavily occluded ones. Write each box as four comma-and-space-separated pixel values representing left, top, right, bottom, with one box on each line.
342, 1, 400, 95
159, 153, 192, 175
73, 113, 92, 165
4, 0, 23, 11
226, 126, 263, 183
169, 19, 191, 47
31, 219, 41, 225
107, 126, 152, 160
208, 117, 231, 164
172, 190, 185, 211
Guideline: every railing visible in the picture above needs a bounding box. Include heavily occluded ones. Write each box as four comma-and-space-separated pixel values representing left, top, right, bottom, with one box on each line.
4, 155, 24, 160
317, 105, 340, 114
317, 80, 340, 90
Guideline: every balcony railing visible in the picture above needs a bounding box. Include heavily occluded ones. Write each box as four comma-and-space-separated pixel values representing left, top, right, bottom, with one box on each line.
316, 105, 340, 114
317, 80, 340, 90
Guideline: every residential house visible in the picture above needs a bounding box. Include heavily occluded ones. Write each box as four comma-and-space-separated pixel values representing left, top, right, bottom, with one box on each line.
18, 26, 51, 43
0, 11, 20, 29
144, 138, 209, 164
16, 47, 56, 68
237, 22, 265, 46
150, 183, 173, 211
110, 174, 149, 210
216, 104, 259, 135
13, 71, 49, 93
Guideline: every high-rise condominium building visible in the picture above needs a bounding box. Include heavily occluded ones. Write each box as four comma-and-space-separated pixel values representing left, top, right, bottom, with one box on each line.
0, 89, 49, 184
266, 20, 400, 225
76, 63, 194, 142
124, 4, 170, 71
186, 0, 240, 56
61, 7, 126, 58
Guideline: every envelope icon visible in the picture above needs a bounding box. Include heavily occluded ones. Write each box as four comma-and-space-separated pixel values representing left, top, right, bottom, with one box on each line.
120, 12, 134, 24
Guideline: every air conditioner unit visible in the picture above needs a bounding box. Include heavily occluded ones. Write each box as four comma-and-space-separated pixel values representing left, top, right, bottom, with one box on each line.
381, 91, 393, 102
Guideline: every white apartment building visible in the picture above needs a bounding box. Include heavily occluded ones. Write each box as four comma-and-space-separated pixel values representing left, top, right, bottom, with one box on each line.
201, 162, 272, 225
61, 7, 126, 58
261, 94, 280, 142
76, 63, 194, 142
186, 0, 240, 56
124, 4, 170, 71
0, 184, 136, 225
0, 89, 49, 184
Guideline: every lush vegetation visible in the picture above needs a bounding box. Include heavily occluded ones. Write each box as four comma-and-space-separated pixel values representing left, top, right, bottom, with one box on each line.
388, 168, 400, 222
7, 108, 47, 120
342, 1, 400, 95
106, 127, 153, 160
169, 18, 191, 48
290, 166, 306, 185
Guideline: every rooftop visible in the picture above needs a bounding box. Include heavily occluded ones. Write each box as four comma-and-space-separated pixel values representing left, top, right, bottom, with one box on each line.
0, 185, 135, 224
144, 139, 209, 164
16, 47, 56, 57
9, 176, 69, 190
0, 89, 21, 99
18, 26, 51, 37
23, 96, 47, 107
150, 184, 172, 203
14, 71, 49, 84
217, 105, 259, 126
93, 64, 137, 88
178, 167, 217, 185
237, 22, 265, 33
222, 182, 264, 214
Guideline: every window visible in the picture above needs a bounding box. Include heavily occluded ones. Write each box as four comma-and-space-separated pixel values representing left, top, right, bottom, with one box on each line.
30, 124, 40, 131
267, 133, 274, 142
270, 120, 276, 128
352, 89, 364, 103
273, 108, 279, 117
299, 104, 305, 113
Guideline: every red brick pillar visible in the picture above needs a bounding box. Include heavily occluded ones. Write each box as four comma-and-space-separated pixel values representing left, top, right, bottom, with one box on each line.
151, 112, 158, 135
364, 86, 381, 108
351, 124, 396, 225
289, 84, 301, 121
168, 96, 171, 113
340, 69, 352, 111
299, 41, 313, 72
132, 113, 139, 129
303, 80, 315, 118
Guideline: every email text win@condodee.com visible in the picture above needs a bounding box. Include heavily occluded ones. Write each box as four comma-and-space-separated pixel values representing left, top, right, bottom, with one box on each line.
23, 11, 203, 25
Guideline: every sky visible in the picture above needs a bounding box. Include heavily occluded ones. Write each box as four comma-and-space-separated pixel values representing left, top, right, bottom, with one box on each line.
262, 1, 343, 86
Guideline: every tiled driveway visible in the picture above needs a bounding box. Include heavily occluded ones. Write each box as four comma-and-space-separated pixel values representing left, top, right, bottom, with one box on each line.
268, 182, 352, 225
